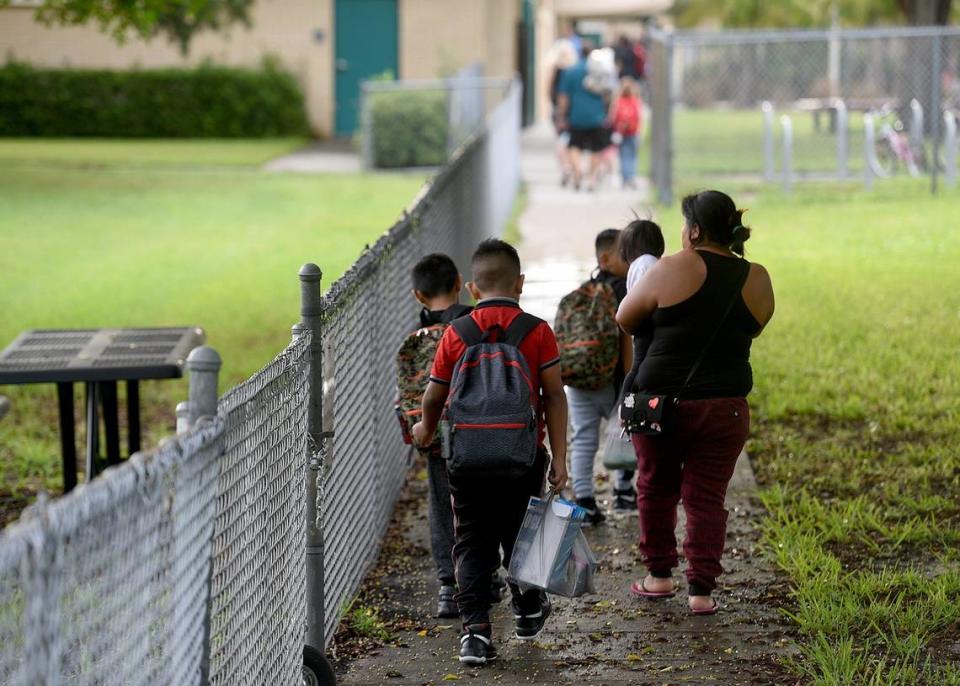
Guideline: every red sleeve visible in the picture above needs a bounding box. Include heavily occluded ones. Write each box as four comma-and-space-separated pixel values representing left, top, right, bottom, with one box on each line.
429, 327, 464, 385
537, 322, 561, 371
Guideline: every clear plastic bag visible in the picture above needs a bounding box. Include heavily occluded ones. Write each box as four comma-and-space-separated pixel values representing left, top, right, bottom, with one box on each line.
602, 420, 637, 471
508, 494, 597, 598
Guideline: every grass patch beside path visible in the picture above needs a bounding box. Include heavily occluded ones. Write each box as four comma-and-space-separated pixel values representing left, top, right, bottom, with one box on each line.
0, 138, 306, 169
708, 179, 960, 684
0, 141, 424, 501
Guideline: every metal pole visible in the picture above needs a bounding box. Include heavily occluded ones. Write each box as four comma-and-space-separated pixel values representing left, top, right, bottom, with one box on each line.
864, 113, 875, 191
360, 83, 373, 170
299, 263, 326, 653
661, 32, 675, 205
175, 401, 191, 436
910, 98, 924, 150
931, 34, 943, 195
944, 110, 957, 187
780, 114, 793, 193
762, 101, 775, 182
835, 99, 848, 178
186, 346, 221, 428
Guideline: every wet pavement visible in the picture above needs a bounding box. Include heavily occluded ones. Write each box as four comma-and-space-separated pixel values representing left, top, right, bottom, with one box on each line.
335, 449, 795, 686
334, 125, 796, 686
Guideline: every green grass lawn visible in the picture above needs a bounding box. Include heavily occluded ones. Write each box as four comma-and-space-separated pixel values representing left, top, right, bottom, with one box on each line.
665, 177, 960, 684
0, 139, 425, 501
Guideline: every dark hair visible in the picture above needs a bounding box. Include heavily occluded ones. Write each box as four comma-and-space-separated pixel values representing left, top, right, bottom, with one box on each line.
681, 190, 751, 256
411, 253, 459, 298
471, 239, 522, 293
618, 219, 665, 262
595, 228, 621, 255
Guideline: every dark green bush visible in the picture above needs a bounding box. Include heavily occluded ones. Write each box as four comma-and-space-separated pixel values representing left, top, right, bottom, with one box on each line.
0, 60, 307, 137
369, 90, 448, 168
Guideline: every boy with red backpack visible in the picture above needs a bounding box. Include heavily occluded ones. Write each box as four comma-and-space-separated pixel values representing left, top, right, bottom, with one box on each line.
412, 239, 568, 666
612, 77, 642, 189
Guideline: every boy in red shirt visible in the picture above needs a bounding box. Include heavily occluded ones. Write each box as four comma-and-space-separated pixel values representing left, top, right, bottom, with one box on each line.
412, 239, 568, 665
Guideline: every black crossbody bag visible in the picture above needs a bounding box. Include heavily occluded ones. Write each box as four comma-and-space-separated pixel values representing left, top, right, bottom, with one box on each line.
620, 261, 750, 436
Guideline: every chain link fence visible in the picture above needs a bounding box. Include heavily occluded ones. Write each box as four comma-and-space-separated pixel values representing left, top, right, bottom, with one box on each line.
0, 416, 225, 685
0, 76, 522, 684
648, 25, 960, 202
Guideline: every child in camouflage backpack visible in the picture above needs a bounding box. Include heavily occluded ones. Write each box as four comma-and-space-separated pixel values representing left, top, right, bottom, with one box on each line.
565, 229, 633, 523
396, 254, 508, 617
396, 254, 473, 618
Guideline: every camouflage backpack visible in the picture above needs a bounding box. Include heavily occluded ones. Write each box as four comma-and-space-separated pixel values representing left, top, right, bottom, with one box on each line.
554, 280, 620, 391
395, 324, 446, 449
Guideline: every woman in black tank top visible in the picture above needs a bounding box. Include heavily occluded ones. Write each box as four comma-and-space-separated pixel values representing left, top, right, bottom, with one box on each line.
615, 190, 775, 615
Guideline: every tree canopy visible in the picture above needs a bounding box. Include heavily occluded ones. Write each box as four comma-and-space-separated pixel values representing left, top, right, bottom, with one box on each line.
1, 0, 255, 54
673, 0, 953, 28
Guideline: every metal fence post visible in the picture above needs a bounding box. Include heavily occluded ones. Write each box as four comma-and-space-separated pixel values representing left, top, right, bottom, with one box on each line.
944, 111, 957, 187
187, 347, 221, 427
864, 113, 875, 191
931, 33, 943, 195
762, 101, 775, 182
299, 263, 326, 655
185, 345, 220, 684
360, 83, 373, 170
780, 115, 793, 192
175, 401, 191, 435
660, 32, 675, 205
835, 98, 848, 177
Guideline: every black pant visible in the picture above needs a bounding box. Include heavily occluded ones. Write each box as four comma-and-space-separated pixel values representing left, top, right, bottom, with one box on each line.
448, 448, 547, 626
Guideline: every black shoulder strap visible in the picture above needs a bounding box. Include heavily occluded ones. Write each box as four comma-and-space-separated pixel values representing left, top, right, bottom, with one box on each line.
451, 315, 485, 347
502, 312, 542, 347
676, 260, 751, 398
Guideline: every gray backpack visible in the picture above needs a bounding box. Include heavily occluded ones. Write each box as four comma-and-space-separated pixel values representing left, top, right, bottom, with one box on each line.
444, 313, 542, 478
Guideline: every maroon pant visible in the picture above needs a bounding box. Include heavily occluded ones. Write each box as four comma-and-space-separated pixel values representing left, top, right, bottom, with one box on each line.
631, 397, 749, 595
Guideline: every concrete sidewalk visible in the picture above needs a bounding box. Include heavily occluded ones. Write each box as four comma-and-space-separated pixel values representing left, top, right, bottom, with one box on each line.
335, 125, 795, 686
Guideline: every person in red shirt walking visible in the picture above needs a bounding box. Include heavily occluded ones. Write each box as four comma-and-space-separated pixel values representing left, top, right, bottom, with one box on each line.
412, 239, 569, 665
611, 76, 643, 189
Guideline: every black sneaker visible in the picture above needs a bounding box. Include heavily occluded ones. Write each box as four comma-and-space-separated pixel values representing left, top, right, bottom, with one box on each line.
459, 625, 498, 665
437, 584, 458, 618
514, 594, 552, 641
613, 487, 638, 511
489, 573, 507, 604
576, 497, 606, 526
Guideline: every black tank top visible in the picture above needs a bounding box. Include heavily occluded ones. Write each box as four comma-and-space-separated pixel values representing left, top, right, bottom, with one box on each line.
633, 251, 761, 399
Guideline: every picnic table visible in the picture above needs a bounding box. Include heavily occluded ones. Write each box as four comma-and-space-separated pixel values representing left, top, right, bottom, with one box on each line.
0, 327, 204, 492
795, 96, 898, 132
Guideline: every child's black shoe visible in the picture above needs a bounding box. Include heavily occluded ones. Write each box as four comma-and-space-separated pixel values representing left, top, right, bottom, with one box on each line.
514, 594, 552, 641
612, 486, 638, 511
437, 584, 458, 618
576, 496, 607, 525
459, 624, 497, 665
489, 572, 507, 603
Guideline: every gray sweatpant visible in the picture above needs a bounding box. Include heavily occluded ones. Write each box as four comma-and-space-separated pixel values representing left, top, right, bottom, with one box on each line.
426, 450, 456, 585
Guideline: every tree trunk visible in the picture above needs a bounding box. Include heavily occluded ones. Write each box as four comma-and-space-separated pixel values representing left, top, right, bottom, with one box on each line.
897, 0, 952, 25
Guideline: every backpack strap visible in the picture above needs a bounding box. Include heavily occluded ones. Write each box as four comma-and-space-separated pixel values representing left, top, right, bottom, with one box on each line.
451, 315, 485, 347
502, 312, 542, 347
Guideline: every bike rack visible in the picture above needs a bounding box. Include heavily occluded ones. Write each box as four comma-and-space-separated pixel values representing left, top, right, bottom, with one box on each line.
945, 110, 958, 188
834, 98, 849, 178
909, 99, 924, 151
761, 101, 775, 182
864, 113, 876, 190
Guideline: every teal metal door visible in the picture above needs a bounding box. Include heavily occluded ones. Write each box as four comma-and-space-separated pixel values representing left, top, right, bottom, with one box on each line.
334, 0, 398, 136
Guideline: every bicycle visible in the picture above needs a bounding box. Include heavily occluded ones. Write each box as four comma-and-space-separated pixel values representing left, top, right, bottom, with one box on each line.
868, 103, 928, 178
